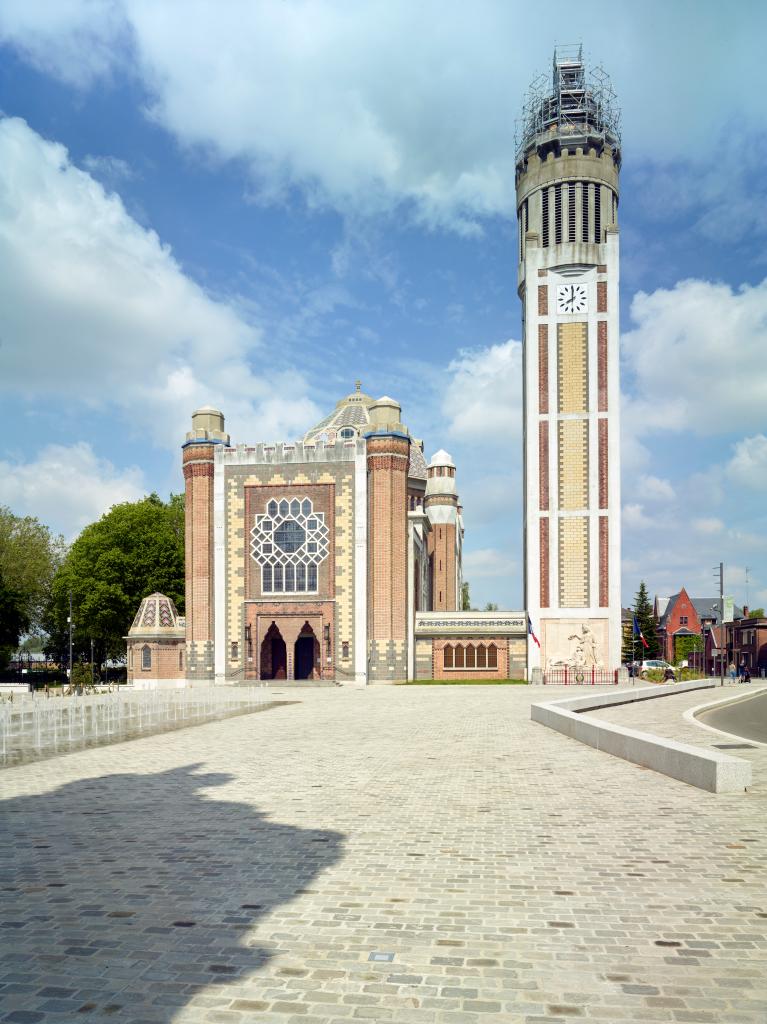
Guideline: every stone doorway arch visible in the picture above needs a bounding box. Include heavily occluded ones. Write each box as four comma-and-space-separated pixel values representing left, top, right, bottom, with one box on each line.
260, 622, 287, 680
294, 621, 320, 680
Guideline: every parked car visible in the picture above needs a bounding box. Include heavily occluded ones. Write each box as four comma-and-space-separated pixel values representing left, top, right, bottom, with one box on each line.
639, 659, 673, 678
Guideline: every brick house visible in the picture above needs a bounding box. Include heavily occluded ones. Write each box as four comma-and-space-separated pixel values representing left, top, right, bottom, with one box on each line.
728, 610, 767, 678
654, 588, 734, 668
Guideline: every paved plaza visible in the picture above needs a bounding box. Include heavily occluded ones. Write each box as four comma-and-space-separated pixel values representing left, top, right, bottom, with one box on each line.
1, 685, 766, 1024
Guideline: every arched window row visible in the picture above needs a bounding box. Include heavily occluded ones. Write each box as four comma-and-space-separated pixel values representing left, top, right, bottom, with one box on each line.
443, 643, 498, 670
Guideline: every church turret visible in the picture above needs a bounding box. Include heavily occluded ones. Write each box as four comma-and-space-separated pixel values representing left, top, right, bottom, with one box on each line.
425, 449, 460, 611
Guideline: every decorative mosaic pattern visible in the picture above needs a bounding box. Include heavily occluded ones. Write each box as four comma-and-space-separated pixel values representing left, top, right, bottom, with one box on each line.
597, 320, 608, 411
538, 324, 549, 414
557, 321, 588, 413
539, 517, 550, 608
159, 599, 173, 628
558, 515, 590, 608
558, 420, 589, 510
539, 421, 549, 510
141, 600, 156, 627
599, 516, 609, 607
598, 418, 608, 509
250, 497, 329, 594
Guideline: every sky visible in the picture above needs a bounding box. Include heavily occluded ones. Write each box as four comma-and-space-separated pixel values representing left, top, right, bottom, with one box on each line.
1, 0, 766, 612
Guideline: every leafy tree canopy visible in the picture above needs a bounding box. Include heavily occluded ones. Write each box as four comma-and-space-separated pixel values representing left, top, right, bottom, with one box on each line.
47, 494, 184, 660
0, 569, 30, 670
461, 581, 471, 612
0, 506, 64, 633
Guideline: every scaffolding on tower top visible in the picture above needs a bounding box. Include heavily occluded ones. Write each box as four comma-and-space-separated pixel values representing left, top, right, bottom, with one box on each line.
516, 44, 621, 163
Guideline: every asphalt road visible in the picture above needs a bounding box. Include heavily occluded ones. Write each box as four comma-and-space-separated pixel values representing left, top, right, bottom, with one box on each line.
698, 686, 767, 744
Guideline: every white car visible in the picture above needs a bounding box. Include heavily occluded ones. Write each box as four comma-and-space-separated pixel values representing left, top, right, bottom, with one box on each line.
639, 659, 674, 677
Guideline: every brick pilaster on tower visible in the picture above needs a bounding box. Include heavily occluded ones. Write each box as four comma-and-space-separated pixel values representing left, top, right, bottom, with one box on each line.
424, 449, 459, 612
182, 406, 230, 681
364, 396, 410, 681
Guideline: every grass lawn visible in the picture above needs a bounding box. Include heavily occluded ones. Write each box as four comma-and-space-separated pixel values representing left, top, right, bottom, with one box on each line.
398, 678, 528, 685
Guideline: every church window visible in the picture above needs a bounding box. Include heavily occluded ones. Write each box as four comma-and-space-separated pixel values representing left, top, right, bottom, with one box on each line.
568, 183, 576, 241
179, 649, 184, 670
141, 645, 151, 671
342, 641, 350, 659
250, 496, 329, 595
466, 645, 476, 668
268, 500, 278, 516
542, 187, 549, 247
454, 645, 465, 669
488, 644, 498, 669
594, 185, 601, 242
554, 184, 562, 244
444, 645, 454, 668
581, 183, 589, 242
477, 644, 487, 668
231, 641, 239, 660
339, 428, 355, 439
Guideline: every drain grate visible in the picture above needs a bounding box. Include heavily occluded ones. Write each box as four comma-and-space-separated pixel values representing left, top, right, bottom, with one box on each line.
713, 743, 757, 750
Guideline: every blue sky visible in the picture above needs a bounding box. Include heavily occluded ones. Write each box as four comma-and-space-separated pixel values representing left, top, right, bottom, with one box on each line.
1, 1, 766, 611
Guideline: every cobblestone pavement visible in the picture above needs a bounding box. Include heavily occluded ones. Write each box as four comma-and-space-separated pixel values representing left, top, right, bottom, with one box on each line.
1, 684, 765, 1024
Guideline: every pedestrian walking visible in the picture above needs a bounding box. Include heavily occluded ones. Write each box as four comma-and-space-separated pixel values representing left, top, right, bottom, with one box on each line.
729, 662, 736, 682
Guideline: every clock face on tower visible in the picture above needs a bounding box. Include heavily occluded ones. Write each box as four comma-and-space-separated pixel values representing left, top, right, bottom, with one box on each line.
556, 283, 588, 314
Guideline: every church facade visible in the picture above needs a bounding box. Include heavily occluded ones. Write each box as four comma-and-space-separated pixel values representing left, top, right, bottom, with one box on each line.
181, 386, 480, 684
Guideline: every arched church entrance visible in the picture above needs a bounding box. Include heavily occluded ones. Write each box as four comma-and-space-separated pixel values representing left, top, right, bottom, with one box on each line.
294, 622, 319, 680
260, 622, 287, 680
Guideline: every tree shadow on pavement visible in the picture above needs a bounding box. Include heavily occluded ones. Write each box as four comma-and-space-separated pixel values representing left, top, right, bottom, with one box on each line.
0, 764, 344, 1022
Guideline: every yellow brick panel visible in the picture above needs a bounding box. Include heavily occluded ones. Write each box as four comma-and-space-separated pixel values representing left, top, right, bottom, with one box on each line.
558, 420, 589, 510
558, 516, 590, 607
557, 322, 588, 413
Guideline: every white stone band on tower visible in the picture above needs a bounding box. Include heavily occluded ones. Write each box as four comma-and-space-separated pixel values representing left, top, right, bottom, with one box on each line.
516, 45, 622, 672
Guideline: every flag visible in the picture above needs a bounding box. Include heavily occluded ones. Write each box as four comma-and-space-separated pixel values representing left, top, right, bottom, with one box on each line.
633, 615, 649, 649
528, 616, 541, 648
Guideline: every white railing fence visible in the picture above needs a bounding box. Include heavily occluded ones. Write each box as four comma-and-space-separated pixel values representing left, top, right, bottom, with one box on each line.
0, 687, 268, 767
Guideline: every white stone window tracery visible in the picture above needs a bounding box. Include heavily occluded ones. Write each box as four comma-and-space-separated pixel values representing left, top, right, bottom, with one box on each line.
251, 497, 329, 594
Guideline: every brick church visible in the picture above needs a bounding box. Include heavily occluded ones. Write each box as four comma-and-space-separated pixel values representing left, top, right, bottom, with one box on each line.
179, 386, 466, 684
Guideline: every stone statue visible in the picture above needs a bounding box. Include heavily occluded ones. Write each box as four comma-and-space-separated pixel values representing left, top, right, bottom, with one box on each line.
568, 624, 602, 668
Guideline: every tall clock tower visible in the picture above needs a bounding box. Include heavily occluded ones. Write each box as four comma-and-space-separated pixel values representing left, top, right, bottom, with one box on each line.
516, 46, 622, 673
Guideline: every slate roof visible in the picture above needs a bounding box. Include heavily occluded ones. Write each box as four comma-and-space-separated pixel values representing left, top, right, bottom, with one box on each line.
656, 592, 743, 628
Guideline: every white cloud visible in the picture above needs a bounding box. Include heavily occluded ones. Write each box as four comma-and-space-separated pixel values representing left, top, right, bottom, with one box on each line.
726, 434, 767, 489
0, 443, 145, 539
692, 517, 724, 535
2, 2, 764, 229
623, 278, 767, 435
443, 340, 522, 440
637, 475, 674, 502
0, 117, 320, 447
622, 503, 653, 530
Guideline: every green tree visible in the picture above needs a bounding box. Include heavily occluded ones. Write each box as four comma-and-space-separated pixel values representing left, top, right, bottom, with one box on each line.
631, 580, 659, 659
484, 602, 499, 611
0, 506, 65, 635
47, 494, 185, 660
461, 581, 471, 611
674, 634, 702, 667
748, 607, 764, 619
0, 570, 30, 670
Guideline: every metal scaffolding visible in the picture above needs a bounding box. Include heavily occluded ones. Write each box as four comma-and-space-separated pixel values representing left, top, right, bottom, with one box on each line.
516, 44, 621, 161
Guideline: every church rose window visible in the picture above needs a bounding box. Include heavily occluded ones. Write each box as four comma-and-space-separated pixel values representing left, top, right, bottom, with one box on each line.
251, 496, 329, 595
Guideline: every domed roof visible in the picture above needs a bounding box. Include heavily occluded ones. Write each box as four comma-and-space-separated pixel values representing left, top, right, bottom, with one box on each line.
429, 448, 455, 468
128, 593, 185, 638
303, 381, 377, 443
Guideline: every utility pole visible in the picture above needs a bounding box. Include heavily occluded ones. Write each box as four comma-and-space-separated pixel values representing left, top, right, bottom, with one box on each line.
68, 590, 73, 684
714, 562, 725, 687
